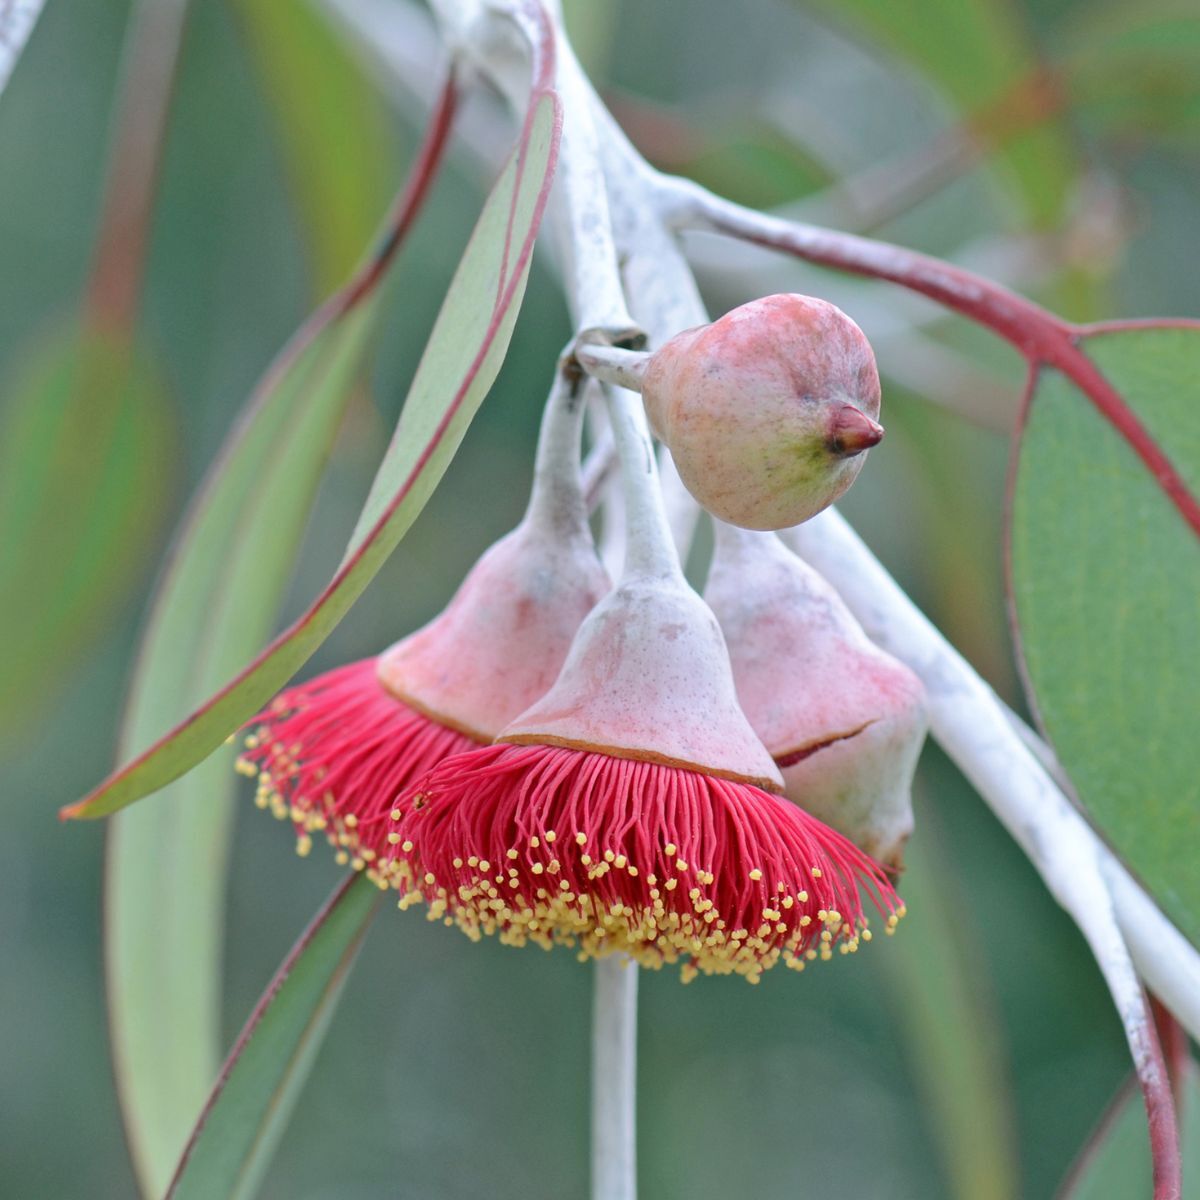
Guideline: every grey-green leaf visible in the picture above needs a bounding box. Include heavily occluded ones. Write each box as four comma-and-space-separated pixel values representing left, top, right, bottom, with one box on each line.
166, 874, 382, 1200
1009, 324, 1200, 947
1061, 1061, 1200, 1198
66, 89, 559, 822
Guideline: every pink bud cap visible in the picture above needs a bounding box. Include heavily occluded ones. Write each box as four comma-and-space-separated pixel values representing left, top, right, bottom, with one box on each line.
705, 527, 927, 871
498, 574, 784, 793
377, 517, 610, 741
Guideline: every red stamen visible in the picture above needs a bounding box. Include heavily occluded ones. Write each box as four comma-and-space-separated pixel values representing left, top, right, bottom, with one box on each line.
378, 743, 903, 983
238, 658, 479, 866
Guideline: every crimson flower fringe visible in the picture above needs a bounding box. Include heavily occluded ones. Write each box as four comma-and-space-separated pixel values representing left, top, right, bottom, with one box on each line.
378, 743, 903, 982
238, 658, 478, 866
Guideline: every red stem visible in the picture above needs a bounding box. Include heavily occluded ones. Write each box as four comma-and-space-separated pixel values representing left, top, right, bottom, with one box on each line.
1151, 993, 1192, 1116
691, 198, 1200, 539
1141, 1022, 1183, 1200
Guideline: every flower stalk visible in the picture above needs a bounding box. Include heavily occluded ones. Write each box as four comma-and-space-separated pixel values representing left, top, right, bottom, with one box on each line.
592, 956, 638, 1200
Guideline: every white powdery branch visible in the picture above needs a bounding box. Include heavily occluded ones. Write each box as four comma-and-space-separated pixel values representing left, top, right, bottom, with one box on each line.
592, 957, 638, 1200
785, 511, 1200, 1042
0, 0, 46, 97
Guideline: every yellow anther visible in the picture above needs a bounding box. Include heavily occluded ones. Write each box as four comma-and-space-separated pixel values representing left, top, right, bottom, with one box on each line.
387, 832, 402, 845
401, 840, 414, 853
575, 832, 587, 845
506, 848, 519, 860
749, 868, 763, 882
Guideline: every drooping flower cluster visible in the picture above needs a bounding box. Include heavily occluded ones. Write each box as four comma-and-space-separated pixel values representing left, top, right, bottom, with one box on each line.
239, 303, 922, 983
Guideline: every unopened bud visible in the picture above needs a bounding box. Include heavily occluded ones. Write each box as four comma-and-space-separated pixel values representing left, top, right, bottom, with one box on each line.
641, 293, 882, 530
705, 526, 927, 872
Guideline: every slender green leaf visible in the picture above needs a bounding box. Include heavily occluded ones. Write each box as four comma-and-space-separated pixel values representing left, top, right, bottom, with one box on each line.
0, 328, 173, 738
1009, 324, 1200, 946
66, 88, 560, 822
106, 301, 374, 1197
104, 83, 457, 1194
167, 874, 382, 1200
1061, 1061, 1200, 1198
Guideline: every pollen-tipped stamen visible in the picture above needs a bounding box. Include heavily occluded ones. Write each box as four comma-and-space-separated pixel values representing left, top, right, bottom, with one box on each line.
237, 659, 480, 865
380, 743, 902, 983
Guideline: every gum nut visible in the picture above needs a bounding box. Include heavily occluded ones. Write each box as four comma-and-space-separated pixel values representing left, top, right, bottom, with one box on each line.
641, 293, 882, 530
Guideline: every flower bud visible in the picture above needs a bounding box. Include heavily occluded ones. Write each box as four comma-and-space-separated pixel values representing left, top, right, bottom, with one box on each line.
377, 515, 608, 740
641, 293, 882, 530
499, 572, 784, 791
705, 525, 927, 872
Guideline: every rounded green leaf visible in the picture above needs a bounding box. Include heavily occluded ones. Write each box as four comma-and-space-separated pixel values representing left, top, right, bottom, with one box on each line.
1009, 323, 1200, 946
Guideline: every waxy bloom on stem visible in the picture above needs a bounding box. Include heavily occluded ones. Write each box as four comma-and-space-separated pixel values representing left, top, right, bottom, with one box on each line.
237, 376, 608, 867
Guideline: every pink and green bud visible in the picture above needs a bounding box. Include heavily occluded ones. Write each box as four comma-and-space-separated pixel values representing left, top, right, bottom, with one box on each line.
705, 525, 928, 872
641, 293, 882, 530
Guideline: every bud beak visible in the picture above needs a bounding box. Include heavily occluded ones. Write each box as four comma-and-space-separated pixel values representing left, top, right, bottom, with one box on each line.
826, 405, 884, 457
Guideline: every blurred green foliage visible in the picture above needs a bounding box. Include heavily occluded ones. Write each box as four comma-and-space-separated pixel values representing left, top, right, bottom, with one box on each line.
0, 0, 1195, 1197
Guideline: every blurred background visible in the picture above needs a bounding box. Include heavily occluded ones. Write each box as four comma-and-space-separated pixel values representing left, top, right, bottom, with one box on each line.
0, 0, 1196, 1196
